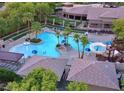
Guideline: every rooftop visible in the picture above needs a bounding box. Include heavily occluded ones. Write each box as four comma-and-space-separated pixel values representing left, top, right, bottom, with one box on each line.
63, 4, 124, 20
17, 56, 68, 81
67, 60, 120, 90
0, 51, 24, 62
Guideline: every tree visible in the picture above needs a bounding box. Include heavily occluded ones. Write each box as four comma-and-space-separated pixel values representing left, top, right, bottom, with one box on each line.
0, 17, 7, 37
74, 33, 81, 58
4, 3, 23, 18
119, 79, 124, 90
0, 68, 22, 82
35, 3, 53, 24
31, 21, 42, 38
66, 81, 89, 91
20, 3, 35, 38
0, 68, 22, 90
56, 30, 61, 46
6, 68, 58, 91
112, 18, 124, 40
63, 26, 72, 46
80, 35, 88, 59
22, 12, 34, 38
9, 10, 22, 32
112, 18, 124, 51
5, 2, 22, 11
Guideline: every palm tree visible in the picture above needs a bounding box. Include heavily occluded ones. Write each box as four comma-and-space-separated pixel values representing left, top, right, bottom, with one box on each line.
0, 17, 6, 37
9, 10, 22, 32
20, 3, 35, 39
35, 3, 53, 24
56, 31, 60, 46
63, 31, 68, 46
22, 12, 34, 38
81, 35, 88, 59
31, 22, 42, 38
74, 33, 81, 58
63, 26, 72, 46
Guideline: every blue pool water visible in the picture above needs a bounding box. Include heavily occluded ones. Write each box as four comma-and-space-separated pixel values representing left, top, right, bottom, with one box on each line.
94, 46, 106, 52
10, 32, 105, 58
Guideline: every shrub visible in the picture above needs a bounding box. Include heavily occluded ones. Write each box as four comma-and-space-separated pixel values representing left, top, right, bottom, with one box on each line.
30, 38, 42, 43
64, 43, 70, 46
66, 81, 89, 91
0, 68, 22, 82
56, 44, 61, 47
6, 68, 58, 91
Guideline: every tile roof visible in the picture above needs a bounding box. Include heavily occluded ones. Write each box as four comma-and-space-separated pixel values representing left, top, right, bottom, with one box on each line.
0, 51, 24, 62
17, 56, 68, 81
63, 5, 124, 20
64, 5, 89, 15
87, 7, 108, 20
67, 61, 120, 90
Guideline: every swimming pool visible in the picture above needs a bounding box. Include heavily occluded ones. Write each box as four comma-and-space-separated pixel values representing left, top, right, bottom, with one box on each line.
9, 32, 104, 58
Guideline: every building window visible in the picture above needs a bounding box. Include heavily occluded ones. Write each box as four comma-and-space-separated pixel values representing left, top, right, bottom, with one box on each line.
104, 24, 112, 28
63, 14, 66, 17
69, 15, 74, 19
89, 23, 99, 28
75, 16, 81, 20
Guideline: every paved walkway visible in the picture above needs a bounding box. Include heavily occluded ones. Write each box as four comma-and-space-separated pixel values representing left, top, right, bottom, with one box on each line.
87, 33, 115, 42
2, 36, 26, 51
2, 33, 35, 51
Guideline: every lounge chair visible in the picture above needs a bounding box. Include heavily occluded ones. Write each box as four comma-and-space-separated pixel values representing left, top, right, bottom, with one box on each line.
0, 63, 5, 67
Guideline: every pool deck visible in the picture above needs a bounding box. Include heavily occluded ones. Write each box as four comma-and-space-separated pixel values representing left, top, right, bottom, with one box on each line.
1, 33, 34, 51
1, 30, 115, 61
1, 36, 26, 51
87, 33, 115, 42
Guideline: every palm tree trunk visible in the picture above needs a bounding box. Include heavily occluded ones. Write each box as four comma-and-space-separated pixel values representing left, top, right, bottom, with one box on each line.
111, 50, 115, 61
64, 36, 67, 45
81, 45, 85, 59
36, 31, 37, 39
58, 36, 59, 45
27, 21, 30, 39
39, 14, 42, 22
108, 50, 111, 61
44, 17, 47, 25
17, 26, 19, 32
67, 36, 68, 45
77, 41, 80, 58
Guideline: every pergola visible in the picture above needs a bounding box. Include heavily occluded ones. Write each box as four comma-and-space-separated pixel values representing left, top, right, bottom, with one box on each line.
0, 51, 24, 71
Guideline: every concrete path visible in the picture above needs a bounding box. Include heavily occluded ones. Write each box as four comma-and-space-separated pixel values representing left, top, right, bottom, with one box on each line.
87, 33, 115, 42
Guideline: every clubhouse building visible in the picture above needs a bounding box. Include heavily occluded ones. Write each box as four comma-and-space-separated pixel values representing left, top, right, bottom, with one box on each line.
57, 3, 124, 32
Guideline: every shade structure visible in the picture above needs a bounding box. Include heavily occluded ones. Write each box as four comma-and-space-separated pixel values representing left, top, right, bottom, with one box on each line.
105, 41, 112, 45
0, 51, 24, 62
67, 60, 120, 90
17, 56, 68, 81
85, 48, 91, 52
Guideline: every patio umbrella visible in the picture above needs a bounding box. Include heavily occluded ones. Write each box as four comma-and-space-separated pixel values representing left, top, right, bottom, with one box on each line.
32, 50, 38, 54
85, 48, 91, 52
105, 41, 112, 45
